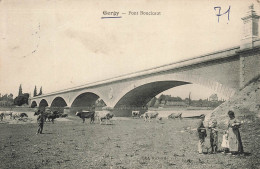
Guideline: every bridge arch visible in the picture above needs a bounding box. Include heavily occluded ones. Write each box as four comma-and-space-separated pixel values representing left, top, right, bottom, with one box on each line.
48, 96, 68, 112
111, 73, 236, 108
39, 99, 49, 110
50, 97, 68, 107
31, 101, 37, 108
114, 81, 189, 108
70, 92, 106, 111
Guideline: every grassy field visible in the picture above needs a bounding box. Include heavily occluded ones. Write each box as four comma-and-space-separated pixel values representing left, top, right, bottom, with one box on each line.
0, 112, 259, 169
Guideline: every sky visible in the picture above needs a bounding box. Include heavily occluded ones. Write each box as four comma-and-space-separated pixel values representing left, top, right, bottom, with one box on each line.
0, 0, 259, 100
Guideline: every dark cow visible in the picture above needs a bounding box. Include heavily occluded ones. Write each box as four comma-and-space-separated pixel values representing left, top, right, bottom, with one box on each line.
35, 109, 59, 123
12, 112, 28, 119
46, 113, 60, 123
76, 110, 95, 123
34, 110, 42, 116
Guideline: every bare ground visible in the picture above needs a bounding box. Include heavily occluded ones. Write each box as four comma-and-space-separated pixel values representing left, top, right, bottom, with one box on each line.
0, 114, 259, 169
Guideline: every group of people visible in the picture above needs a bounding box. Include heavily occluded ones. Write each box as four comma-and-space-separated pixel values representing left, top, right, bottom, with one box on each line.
197, 110, 244, 155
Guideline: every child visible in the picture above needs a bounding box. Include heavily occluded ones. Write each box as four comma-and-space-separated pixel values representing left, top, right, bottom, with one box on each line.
209, 119, 218, 153
221, 130, 229, 154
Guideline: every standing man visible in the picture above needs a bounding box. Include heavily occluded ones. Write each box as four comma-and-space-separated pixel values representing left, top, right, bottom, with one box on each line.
197, 114, 207, 154
37, 110, 45, 134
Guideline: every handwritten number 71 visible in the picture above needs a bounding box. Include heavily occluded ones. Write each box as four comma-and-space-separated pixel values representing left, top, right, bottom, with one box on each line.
214, 6, 231, 23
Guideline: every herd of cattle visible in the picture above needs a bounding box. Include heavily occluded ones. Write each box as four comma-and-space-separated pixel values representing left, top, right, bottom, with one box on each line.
76, 110, 114, 124
0, 111, 28, 121
0, 109, 183, 124
75, 110, 182, 124
0, 110, 68, 123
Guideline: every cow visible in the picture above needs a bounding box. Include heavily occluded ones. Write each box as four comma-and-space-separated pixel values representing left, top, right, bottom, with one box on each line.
132, 111, 140, 118
53, 110, 63, 117
46, 113, 60, 123
35, 109, 60, 123
143, 111, 159, 122
75, 110, 95, 123
167, 113, 182, 120
95, 111, 114, 124
12, 112, 28, 119
0, 111, 13, 119
34, 110, 42, 116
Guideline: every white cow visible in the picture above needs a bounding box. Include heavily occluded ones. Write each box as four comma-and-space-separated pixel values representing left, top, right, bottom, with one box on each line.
167, 113, 182, 120
143, 111, 159, 122
95, 110, 114, 124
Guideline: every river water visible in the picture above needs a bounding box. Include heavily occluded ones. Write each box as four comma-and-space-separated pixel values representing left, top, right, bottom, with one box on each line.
154, 109, 212, 118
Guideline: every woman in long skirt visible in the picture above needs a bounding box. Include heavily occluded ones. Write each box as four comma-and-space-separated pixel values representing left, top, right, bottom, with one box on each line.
227, 110, 243, 155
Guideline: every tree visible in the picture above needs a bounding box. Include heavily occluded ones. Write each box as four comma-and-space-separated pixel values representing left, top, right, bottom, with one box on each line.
33, 86, 37, 97
38, 86, 42, 95
18, 84, 23, 96
14, 93, 29, 106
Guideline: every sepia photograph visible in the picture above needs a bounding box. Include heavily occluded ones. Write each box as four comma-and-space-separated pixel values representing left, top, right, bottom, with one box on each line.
0, 0, 260, 168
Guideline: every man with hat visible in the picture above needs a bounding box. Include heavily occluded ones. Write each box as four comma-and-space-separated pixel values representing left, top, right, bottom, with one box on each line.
197, 114, 207, 154
36, 110, 45, 134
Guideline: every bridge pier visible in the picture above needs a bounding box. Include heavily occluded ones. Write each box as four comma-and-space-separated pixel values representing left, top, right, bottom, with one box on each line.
239, 4, 260, 89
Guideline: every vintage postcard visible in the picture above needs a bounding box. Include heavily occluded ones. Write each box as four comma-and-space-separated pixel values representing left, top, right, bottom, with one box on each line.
0, 0, 259, 168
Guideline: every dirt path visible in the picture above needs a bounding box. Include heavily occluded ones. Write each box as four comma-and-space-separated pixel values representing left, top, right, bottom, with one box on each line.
0, 117, 259, 169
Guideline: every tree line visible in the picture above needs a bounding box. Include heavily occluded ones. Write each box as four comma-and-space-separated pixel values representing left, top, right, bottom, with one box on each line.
0, 84, 44, 107
147, 94, 225, 108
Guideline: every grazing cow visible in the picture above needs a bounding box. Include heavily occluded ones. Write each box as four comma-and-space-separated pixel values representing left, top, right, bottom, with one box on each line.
0, 111, 13, 119
95, 111, 114, 124
43, 111, 53, 122
143, 111, 158, 122
34, 110, 42, 116
132, 111, 140, 118
53, 111, 63, 117
12, 112, 28, 119
167, 113, 182, 120
46, 113, 60, 123
76, 110, 95, 123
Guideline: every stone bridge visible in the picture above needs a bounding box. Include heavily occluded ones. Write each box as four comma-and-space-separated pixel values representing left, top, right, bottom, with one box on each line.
30, 5, 260, 116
